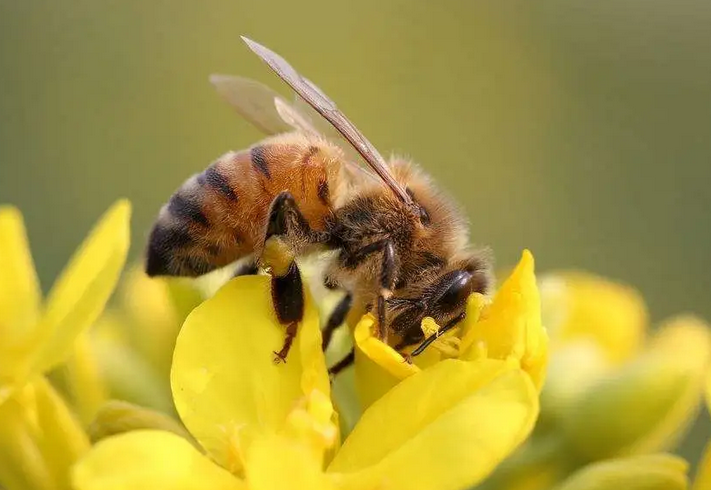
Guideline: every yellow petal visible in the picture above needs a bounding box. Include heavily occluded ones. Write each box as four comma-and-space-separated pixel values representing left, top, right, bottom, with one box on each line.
0, 377, 89, 490
119, 265, 202, 378
693, 440, 711, 490
0, 385, 54, 490
283, 389, 339, 458
539, 271, 647, 364
540, 341, 613, 423
0, 206, 42, 386
32, 200, 131, 374
171, 275, 329, 474
246, 433, 335, 490
72, 430, 245, 490
353, 314, 420, 409
59, 332, 109, 425
460, 250, 549, 389
91, 320, 174, 413
330, 359, 538, 490
31, 377, 90, 490
562, 315, 711, 460
554, 454, 688, 490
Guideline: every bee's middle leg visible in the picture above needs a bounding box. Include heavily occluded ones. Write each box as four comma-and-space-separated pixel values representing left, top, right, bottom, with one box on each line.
322, 290, 355, 378
261, 191, 327, 363
322, 291, 353, 351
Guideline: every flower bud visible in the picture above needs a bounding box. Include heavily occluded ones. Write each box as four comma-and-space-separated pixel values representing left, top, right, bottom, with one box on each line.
539, 272, 647, 364
561, 316, 711, 460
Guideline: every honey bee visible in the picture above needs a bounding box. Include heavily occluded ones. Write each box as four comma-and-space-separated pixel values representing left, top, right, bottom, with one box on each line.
145, 37, 493, 373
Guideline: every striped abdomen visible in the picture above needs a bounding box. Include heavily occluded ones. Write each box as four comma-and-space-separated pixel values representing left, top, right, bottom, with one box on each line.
145, 133, 344, 277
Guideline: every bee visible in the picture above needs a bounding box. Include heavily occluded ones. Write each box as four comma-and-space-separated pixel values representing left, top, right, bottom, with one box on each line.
145, 37, 493, 373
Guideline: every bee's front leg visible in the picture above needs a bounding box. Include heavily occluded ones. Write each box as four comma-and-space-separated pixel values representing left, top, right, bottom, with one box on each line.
261, 191, 327, 363
410, 311, 466, 357
342, 239, 397, 344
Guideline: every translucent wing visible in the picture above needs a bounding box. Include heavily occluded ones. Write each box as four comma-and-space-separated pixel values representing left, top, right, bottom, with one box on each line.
210, 74, 379, 185
210, 74, 316, 135
240, 36, 414, 206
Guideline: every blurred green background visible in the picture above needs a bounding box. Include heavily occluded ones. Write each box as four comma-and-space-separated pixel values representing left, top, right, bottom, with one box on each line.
1, 0, 710, 467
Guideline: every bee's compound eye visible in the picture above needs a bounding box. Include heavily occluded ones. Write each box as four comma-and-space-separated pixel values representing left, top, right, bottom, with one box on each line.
418, 205, 430, 225
438, 270, 473, 309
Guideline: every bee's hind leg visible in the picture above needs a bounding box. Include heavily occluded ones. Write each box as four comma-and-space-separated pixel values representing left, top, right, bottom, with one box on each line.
261, 191, 328, 364
328, 348, 355, 377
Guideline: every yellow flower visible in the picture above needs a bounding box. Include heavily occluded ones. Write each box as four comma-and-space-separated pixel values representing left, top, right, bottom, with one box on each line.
0, 378, 91, 490
0, 200, 131, 402
540, 274, 711, 458
539, 271, 647, 364
0, 200, 131, 490
561, 315, 711, 459
73, 274, 540, 490
355, 249, 549, 408
73, 265, 204, 415
478, 272, 711, 490
538, 272, 649, 421
115, 265, 204, 379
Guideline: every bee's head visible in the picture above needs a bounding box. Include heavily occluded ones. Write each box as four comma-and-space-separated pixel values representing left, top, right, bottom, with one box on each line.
389, 252, 493, 348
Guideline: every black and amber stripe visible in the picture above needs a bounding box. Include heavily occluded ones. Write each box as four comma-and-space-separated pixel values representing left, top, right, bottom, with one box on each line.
202, 165, 238, 201
167, 193, 209, 226
251, 145, 270, 178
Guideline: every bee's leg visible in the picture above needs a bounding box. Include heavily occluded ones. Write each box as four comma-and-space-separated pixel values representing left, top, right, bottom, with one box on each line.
270, 261, 303, 363
410, 311, 466, 357
343, 239, 396, 343
328, 348, 355, 377
322, 292, 353, 351
262, 192, 327, 363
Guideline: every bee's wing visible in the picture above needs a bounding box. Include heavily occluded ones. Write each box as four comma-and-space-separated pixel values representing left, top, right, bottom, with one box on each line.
240, 36, 414, 206
210, 74, 317, 136
210, 74, 380, 185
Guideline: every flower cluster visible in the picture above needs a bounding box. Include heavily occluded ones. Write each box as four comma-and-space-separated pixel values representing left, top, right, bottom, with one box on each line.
478, 271, 711, 490
0, 201, 130, 489
0, 199, 710, 490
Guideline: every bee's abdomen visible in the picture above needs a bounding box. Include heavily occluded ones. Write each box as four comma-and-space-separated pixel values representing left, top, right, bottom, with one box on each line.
146, 133, 343, 277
